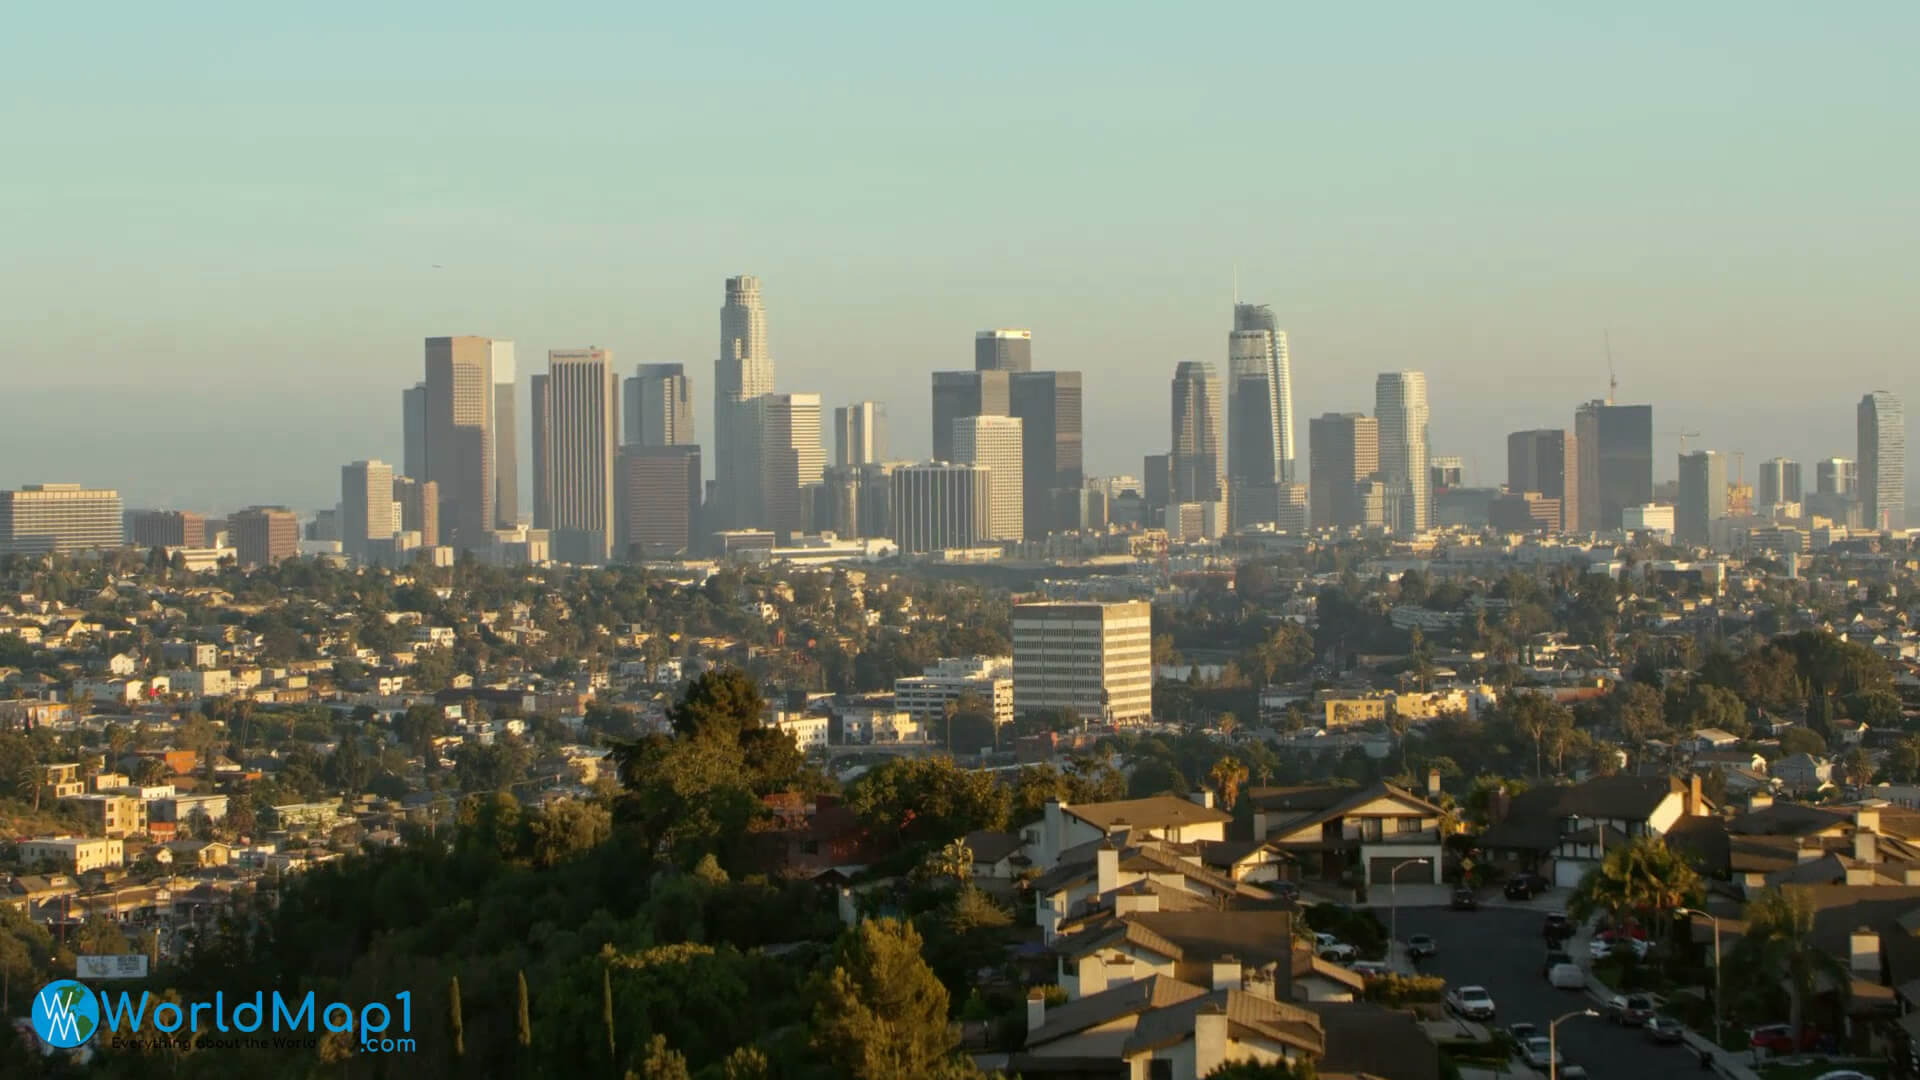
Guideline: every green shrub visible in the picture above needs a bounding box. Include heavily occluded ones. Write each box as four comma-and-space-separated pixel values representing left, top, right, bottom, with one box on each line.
1363, 973, 1446, 1006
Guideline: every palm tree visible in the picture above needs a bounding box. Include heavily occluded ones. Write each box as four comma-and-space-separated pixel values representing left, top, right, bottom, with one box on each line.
1741, 887, 1850, 1043
1208, 756, 1249, 811
1568, 835, 1701, 943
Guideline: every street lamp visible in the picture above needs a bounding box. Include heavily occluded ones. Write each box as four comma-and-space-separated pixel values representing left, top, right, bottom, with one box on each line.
1389, 857, 1431, 962
1675, 906, 1723, 1048
1548, 1008, 1598, 1080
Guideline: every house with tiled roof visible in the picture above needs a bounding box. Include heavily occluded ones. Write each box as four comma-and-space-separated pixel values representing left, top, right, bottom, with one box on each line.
1476, 772, 1713, 887
1023, 794, 1234, 872
1032, 838, 1275, 940
1246, 781, 1445, 886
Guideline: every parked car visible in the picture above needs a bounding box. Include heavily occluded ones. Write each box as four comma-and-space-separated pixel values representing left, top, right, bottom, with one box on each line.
1318, 941, 1357, 962
1809, 1072, 1874, 1080
1607, 993, 1656, 1026
1407, 934, 1438, 960
1541, 948, 1572, 976
1542, 912, 1574, 941
1519, 1036, 1562, 1070
1590, 935, 1652, 961
1749, 1024, 1819, 1055
1505, 873, 1551, 900
1559, 1066, 1588, 1079
1271, 881, 1300, 901
1644, 1016, 1685, 1044
1446, 985, 1496, 1020
1507, 1022, 1538, 1044
1451, 887, 1479, 911
1548, 962, 1586, 989
1349, 960, 1389, 978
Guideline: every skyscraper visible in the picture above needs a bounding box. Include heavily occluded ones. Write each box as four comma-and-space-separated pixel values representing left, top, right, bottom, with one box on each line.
930, 371, 1010, 462
423, 336, 495, 548
544, 348, 618, 564
229, 506, 299, 568
761, 392, 825, 539
126, 509, 207, 550
401, 383, 427, 480
1573, 401, 1653, 531
834, 401, 888, 467
1816, 457, 1857, 495
1859, 390, 1906, 531
340, 460, 396, 560
1677, 450, 1727, 546
0, 485, 123, 555
393, 476, 439, 548
1231, 302, 1294, 484
1375, 371, 1431, 534
891, 463, 993, 554
491, 342, 517, 528
974, 328, 1033, 373
1308, 414, 1379, 529
715, 275, 774, 529
1009, 370, 1083, 539
1506, 429, 1578, 533
1757, 458, 1802, 509
952, 414, 1025, 541
1171, 360, 1226, 505
529, 373, 550, 530
1011, 601, 1153, 725
616, 445, 701, 558
624, 363, 696, 448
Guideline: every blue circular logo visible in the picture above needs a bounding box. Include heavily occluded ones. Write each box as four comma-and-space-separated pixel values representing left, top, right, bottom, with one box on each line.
31, 980, 100, 1048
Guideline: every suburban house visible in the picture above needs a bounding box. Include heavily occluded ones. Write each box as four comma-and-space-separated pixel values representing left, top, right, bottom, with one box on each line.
1031, 838, 1275, 940
1679, 728, 1742, 752
1019, 976, 1325, 1080
1024, 795, 1234, 872
1775, 753, 1836, 793
1477, 773, 1714, 888
1245, 781, 1446, 886
1721, 800, 1920, 895
964, 829, 1031, 880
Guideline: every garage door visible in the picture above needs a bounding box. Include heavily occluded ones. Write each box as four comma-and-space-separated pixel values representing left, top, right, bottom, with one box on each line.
1368, 857, 1430, 885
1554, 859, 1589, 889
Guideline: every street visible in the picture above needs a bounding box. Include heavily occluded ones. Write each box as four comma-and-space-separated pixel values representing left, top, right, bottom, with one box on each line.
1394, 905, 1710, 1080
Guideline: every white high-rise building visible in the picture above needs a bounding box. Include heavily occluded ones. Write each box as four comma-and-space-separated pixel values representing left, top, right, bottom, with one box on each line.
952, 414, 1025, 541
545, 348, 618, 563
762, 393, 825, 538
0, 485, 123, 555
834, 401, 888, 467
715, 275, 774, 529
491, 341, 517, 528
1375, 371, 1431, 534
1011, 601, 1153, 724
1859, 391, 1906, 532
340, 460, 395, 560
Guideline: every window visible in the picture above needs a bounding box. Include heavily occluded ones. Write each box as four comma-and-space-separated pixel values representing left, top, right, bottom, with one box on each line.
1400, 817, 1425, 833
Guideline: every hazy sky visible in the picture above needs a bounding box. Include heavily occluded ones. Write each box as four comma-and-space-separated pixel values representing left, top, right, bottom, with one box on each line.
3, 3, 1915, 513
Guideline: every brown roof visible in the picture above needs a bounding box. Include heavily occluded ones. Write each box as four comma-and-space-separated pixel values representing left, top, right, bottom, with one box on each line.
1253, 782, 1445, 839
1307, 1001, 1441, 1080
1025, 975, 1207, 1048
1123, 990, 1325, 1058
1063, 796, 1233, 831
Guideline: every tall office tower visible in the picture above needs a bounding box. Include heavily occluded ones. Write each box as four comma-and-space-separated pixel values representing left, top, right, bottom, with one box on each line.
393, 477, 439, 548
822, 466, 863, 537
857, 462, 903, 540
1374, 372, 1430, 534
1859, 391, 1906, 531
891, 463, 993, 553
340, 460, 396, 560
1231, 302, 1294, 483
761, 392, 825, 539
229, 506, 298, 568
401, 383, 428, 480
0, 485, 124, 555
615, 445, 701, 558
1756, 457, 1802, 509
1009, 370, 1083, 539
423, 336, 495, 548
1308, 413, 1379, 529
126, 510, 206, 549
1816, 457, 1857, 495
1506, 429, 1579, 533
952, 414, 1025, 541
974, 328, 1033, 373
1170, 361, 1226, 506
1011, 600, 1153, 724
543, 349, 618, 564
624, 363, 696, 448
529, 374, 551, 529
1227, 329, 1277, 527
930, 370, 1010, 462
1430, 456, 1466, 491
714, 275, 774, 529
1676, 450, 1728, 546
1573, 401, 1654, 531
1142, 453, 1173, 525
491, 342, 517, 527
834, 401, 888, 467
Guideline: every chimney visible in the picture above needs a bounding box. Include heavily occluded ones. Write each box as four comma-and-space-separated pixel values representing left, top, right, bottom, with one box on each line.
1747, 792, 1773, 813
1043, 798, 1064, 866
1856, 808, 1881, 835
1797, 845, 1822, 864
1688, 773, 1705, 816
1026, 990, 1046, 1038
1194, 1002, 1229, 1079
1253, 808, 1269, 838
1851, 926, 1880, 975
1427, 768, 1442, 799
1855, 828, 1878, 866
1212, 955, 1243, 991
1190, 788, 1216, 810
1097, 842, 1119, 895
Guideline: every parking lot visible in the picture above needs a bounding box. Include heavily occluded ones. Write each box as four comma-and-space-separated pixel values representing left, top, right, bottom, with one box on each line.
1394, 905, 1710, 1079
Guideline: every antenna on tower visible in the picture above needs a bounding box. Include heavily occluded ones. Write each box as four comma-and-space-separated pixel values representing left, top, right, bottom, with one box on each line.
1233, 264, 1240, 308
1604, 329, 1617, 405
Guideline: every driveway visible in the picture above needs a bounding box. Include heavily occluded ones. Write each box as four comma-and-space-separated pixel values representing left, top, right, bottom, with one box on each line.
1394, 905, 1711, 1080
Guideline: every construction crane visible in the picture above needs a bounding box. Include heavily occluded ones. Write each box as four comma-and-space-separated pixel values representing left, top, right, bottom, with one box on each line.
1661, 430, 1702, 453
